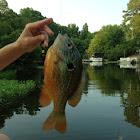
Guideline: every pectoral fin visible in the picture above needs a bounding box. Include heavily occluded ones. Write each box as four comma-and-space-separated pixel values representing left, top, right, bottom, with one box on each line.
39, 85, 52, 107
68, 71, 85, 107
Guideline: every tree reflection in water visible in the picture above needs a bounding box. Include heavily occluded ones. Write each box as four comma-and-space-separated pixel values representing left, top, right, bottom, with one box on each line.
0, 90, 40, 129
86, 64, 140, 128
0, 64, 140, 132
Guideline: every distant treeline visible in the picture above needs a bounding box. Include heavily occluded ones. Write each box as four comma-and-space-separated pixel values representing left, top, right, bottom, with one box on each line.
0, 0, 140, 70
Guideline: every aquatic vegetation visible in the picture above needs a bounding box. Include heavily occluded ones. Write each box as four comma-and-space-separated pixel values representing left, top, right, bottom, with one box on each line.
0, 80, 36, 103
0, 70, 17, 80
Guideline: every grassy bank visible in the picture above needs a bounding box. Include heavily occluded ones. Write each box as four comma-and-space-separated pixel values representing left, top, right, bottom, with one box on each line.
0, 69, 38, 103
0, 80, 36, 102
0, 80, 36, 103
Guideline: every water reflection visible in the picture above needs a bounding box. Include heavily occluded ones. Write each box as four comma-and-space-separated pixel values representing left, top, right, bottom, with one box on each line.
86, 63, 140, 128
39, 71, 85, 133
89, 62, 103, 67
121, 80, 140, 128
0, 64, 140, 139
0, 90, 40, 129
119, 63, 138, 69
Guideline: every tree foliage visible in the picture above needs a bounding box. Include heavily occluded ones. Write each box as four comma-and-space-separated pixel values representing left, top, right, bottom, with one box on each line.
123, 0, 140, 38
0, 0, 8, 13
86, 25, 126, 60
0, 0, 140, 68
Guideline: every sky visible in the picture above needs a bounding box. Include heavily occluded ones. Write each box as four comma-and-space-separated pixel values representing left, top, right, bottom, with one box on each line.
6, 0, 130, 33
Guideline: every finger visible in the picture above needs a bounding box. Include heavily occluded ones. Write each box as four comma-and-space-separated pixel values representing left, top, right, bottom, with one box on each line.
32, 33, 49, 48
32, 18, 53, 29
43, 26, 54, 36
41, 42, 45, 48
40, 31, 49, 47
32, 34, 45, 47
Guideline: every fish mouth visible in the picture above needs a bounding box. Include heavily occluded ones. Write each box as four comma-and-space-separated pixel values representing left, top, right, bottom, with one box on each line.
67, 62, 74, 71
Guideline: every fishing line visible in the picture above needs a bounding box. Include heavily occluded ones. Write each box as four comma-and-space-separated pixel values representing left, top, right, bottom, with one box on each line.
55, 0, 63, 34
60, 0, 63, 34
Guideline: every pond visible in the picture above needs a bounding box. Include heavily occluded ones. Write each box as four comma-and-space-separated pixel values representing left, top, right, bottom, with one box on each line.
0, 63, 140, 140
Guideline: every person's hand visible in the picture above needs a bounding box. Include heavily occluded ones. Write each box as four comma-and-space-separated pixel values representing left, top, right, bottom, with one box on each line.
0, 134, 10, 140
16, 18, 54, 53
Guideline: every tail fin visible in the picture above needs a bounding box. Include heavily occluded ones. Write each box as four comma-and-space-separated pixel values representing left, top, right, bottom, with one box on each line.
42, 111, 66, 134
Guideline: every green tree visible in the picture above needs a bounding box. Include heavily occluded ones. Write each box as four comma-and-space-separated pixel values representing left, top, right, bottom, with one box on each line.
79, 23, 95, 58
86, 25, 125, 60
0, 9, 21, 48
67, 23, 80, 38
80, 23, 89, 40
0, 0, 8, 13
123, 0, 140, 38
19, 8, 44, 27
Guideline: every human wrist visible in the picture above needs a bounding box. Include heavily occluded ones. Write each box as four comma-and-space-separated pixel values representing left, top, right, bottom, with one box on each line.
14, 40, 26, 55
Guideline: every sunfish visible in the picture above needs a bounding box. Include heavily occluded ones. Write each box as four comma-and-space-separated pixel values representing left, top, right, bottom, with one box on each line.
39, 34, 85, 133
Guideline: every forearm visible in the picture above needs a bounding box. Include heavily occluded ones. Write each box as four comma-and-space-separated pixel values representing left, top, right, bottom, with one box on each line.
0, 41, 25, 70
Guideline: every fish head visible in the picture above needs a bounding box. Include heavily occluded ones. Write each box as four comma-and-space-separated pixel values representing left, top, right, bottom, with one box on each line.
51, 33, 82, 71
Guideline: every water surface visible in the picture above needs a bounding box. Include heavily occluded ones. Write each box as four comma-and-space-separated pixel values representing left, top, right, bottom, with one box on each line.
0, 64, 140, 140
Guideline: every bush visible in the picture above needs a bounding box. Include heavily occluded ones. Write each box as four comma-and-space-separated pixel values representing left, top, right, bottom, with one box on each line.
0, 80, 36, 103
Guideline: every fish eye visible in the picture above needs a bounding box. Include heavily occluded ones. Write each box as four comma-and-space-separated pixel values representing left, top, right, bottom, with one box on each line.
67, 42, 71, 47
67, 42, 73, 49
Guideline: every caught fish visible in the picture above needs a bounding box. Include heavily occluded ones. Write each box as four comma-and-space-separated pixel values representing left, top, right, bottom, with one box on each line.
39, 34, 85, 133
